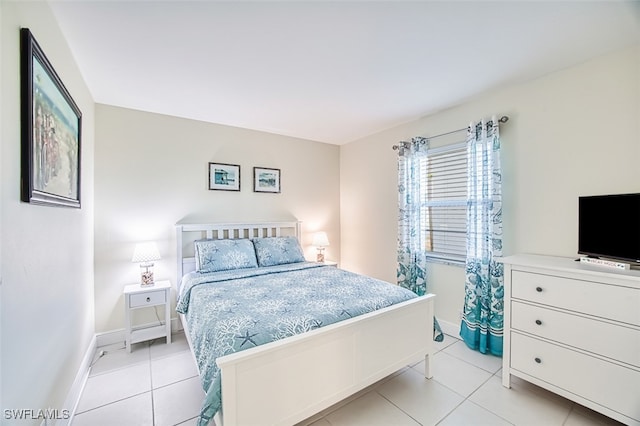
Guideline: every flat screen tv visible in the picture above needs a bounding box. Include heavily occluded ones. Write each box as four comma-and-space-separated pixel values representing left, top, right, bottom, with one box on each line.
578, 193, 640, 264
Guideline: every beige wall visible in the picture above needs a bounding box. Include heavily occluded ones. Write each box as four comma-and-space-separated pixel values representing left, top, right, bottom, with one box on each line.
1, 1, 95, 420
94, 105, 340, 333
340, 45, 640, 331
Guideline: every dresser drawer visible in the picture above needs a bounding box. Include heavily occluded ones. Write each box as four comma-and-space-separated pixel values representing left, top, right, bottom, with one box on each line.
511, 301, 640, 367
129, 290, 166, 308
511, 271, 640, 326
510, 332, 640, 421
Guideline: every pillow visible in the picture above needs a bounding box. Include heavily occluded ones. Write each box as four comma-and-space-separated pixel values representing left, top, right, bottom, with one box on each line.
194, 239, 258, 273
252, 236, 306, 267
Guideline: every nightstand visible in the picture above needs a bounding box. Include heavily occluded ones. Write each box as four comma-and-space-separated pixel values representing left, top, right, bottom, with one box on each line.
319, 261, 338, 267
124, 280, 171, 352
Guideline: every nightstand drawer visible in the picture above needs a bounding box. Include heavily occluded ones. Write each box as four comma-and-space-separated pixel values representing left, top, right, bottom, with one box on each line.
129, 290, 166, 308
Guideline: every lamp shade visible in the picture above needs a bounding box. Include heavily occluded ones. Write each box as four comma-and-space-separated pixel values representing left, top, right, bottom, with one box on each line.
312, 232, 330, 247
132, 242, 161, 263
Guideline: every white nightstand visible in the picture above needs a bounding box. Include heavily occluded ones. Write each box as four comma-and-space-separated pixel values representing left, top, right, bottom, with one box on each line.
124, 280, 171, 353
319, 261, 338, 267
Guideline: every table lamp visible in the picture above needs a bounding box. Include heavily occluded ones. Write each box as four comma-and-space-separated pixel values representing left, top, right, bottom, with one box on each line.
132, 242, 161, 286
312, 231, 330, 263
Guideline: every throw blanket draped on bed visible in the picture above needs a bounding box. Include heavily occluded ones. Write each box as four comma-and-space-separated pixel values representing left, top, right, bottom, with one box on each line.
176, 262, 418, 425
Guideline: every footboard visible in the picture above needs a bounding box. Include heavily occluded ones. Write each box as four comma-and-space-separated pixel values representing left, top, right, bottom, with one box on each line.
216, 294, 435, 426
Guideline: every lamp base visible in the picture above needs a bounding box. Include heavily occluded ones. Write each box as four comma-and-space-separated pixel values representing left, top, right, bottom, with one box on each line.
140, 264, 155, 287
316, 249, 325, 263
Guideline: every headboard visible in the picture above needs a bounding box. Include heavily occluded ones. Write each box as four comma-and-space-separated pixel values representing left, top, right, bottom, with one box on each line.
175, 221, 301, 287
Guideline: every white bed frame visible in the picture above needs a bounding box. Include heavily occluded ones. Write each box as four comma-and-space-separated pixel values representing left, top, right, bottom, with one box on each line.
175, 221, 435, 426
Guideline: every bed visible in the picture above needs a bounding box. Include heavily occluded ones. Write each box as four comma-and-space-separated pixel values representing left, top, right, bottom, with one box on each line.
175, 221, 436, 426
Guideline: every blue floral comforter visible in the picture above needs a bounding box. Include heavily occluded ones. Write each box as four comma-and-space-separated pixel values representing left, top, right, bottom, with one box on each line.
176, 262, 418, 425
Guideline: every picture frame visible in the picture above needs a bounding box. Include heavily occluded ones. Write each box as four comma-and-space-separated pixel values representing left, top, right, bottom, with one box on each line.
253, 167, 281, 193
209, 162, 241, 191
20, 28, 82, 208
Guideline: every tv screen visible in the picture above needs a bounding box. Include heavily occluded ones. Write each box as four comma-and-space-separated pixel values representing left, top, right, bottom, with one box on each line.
578, 193, 640, 264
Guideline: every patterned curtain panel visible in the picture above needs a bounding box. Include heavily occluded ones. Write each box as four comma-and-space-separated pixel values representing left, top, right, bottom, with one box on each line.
397, 136, 428, 295
460, 118, 504, 356
397, 137, 444, 342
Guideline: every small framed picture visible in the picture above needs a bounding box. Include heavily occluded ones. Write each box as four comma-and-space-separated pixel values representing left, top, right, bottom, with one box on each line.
253, 167, 281, 193
209, 163, 240, 191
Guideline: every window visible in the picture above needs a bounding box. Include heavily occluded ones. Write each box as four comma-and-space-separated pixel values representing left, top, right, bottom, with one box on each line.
419, 142, 467, 264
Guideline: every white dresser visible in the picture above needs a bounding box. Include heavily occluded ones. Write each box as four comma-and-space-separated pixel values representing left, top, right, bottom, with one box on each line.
501, 254, 640, 426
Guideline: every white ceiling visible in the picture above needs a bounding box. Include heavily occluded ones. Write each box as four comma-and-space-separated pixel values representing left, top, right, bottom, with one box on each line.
49, 1, 640, 145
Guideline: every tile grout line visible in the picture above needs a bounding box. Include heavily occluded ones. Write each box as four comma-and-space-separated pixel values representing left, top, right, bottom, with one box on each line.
561, 404, 576, 426
88, 357, 149, 378
371, 364, 467, 426
73, 390, 153, 417
89, 340, 191, 379
360, 336, 508, 426
79, 336, 200, 425
318, 335, 465, 425
374, 387, 423, 426
433, 398, 466, 426
153, 375, 200, 392
439, 347, 503, 375
463, 370, 515, 425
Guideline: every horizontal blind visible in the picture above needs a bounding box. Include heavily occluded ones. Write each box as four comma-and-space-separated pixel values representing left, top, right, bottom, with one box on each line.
420, 143, 467, 263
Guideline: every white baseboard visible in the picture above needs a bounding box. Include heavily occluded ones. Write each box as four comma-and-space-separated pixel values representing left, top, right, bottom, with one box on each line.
55, 335, 96, 426
96, 317, 183, 348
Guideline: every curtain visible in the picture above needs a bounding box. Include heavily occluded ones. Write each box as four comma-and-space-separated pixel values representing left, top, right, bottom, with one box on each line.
460, 118, 504, 356
397, 136, 444, 342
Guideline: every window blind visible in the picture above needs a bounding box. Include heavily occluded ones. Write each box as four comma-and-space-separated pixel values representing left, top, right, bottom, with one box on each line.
420, 142, 467, 264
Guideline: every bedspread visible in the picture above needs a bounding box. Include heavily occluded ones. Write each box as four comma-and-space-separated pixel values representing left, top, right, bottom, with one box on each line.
176, 262, 418, 425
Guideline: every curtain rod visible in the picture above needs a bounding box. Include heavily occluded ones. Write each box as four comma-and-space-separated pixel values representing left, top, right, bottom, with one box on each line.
392, 115, 509, 151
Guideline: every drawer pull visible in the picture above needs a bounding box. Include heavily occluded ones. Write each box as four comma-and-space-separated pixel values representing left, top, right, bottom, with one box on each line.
146, 297, 151, 302
535, 319, 542, 325
534, 357, 542, 364
535, 286, 543, 292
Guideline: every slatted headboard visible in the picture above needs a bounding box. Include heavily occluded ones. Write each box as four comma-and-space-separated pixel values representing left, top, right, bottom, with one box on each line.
175, 221, 301, 287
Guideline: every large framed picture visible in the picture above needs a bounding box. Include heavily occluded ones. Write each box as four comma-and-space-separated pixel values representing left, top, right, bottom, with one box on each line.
20, 28, 82, 208
253, 167, 281, 193
209, 162, 241, 191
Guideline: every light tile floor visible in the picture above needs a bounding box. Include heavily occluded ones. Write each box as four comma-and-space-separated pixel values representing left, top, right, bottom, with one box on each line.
72, 332, 624, 426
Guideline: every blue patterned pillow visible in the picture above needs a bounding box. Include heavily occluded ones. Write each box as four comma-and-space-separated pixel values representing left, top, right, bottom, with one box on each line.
194, 239, 258, 273
252, 236, 305, 267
